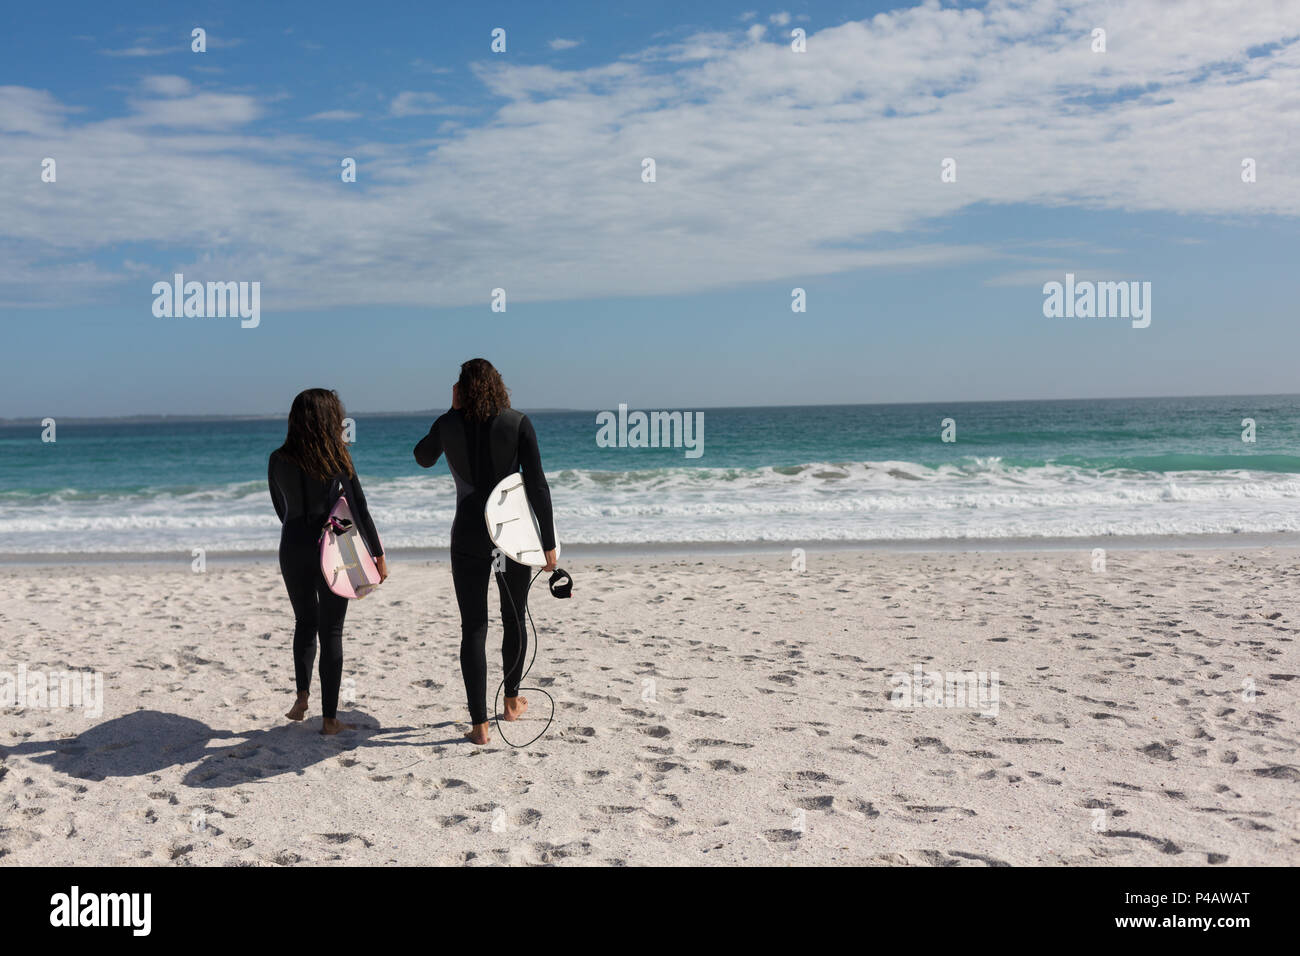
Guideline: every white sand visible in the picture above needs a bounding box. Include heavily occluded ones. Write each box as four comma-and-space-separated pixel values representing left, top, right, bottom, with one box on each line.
1, 547, 1297, 866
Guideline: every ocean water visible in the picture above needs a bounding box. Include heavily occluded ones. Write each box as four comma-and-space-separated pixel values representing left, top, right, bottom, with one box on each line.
3, 396, 1300, 554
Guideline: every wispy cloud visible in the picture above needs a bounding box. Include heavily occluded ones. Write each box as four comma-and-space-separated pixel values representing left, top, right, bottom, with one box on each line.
122, 91, 262, 128
549, 38, 583, 51
389, 91, 458, 117
100, 44, 174, 57
139, 75, 192, 97
307, 109, 362, 121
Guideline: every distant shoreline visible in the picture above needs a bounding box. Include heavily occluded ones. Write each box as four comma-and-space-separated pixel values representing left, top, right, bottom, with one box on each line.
0, 409, 584, 427
4, 392, 1300, 427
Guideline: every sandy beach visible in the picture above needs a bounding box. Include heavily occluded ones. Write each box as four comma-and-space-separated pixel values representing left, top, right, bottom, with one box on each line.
2, 546, 1297, 867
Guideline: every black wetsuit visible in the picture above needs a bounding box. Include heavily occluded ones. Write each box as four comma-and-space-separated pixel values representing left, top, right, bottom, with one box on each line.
268, 450, 383, 720
414, 408, 555, 724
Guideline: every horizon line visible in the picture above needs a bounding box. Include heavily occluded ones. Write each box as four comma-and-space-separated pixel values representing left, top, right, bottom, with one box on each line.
3, 391, 1299, 425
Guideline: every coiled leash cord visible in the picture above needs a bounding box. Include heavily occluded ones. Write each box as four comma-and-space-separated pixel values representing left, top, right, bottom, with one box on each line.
493, 566, 572, 748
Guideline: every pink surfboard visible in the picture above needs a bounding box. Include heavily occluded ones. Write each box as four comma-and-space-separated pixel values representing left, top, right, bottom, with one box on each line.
319, 494, 382, 599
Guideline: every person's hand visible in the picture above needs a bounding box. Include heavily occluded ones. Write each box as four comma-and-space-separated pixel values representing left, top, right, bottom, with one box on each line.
376, 554, 389, 583
542, 549, 557, 572
451, 383, 461, 409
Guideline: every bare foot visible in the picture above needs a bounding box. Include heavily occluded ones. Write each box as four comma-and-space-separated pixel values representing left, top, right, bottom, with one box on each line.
502, 696, 528, 721
286, 693, 309, 721
320, 717, 356, 736
465, 722, 491, 745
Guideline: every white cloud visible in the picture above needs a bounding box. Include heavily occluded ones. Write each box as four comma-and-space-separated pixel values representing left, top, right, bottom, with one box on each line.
0, 87, 79, 133
307, 109, 362, 121
770, 12, 791, 26
100, 45, 173, 57
139, 75, 192, 97
549, 38, 582, 50
122, 91, 262, 128
2, 0, 1298, 311
390, 91, 451, 116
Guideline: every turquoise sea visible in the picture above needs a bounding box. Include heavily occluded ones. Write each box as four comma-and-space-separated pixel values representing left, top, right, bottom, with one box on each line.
2, 395, 1299, 554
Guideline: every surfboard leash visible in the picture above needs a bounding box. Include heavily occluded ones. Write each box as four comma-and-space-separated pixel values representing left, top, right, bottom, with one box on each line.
493, 566, 571, 748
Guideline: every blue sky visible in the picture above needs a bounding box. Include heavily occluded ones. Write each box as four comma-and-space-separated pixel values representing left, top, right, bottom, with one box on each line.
2, 0, 1298, 417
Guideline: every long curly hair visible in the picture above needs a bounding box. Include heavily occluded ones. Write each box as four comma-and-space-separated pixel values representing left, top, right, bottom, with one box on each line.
457, 358, 511, 423
278, 388, 355, 480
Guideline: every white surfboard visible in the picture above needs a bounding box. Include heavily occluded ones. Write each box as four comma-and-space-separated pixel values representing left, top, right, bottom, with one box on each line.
484, 473, 558, 567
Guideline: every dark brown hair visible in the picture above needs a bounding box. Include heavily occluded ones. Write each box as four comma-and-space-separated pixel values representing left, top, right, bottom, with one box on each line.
278, 388, 355, 480
457, 358, 511, 423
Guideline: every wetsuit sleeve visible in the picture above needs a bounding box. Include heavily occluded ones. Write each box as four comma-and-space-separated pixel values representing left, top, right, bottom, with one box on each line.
346, 472, 384, 558
268, 454, 287, 523
518, 415, 556, 551
414, 415, 446, 468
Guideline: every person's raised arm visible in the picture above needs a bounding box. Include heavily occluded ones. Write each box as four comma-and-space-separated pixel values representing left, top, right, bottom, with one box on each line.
414, 417, 445, 468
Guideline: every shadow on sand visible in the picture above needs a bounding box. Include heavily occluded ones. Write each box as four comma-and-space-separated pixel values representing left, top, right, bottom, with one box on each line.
0, 709, 466, 788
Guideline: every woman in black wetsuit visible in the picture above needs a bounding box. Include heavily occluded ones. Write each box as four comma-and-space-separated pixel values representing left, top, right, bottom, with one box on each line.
269, 388, 387, 735
414, 359, 555, 746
